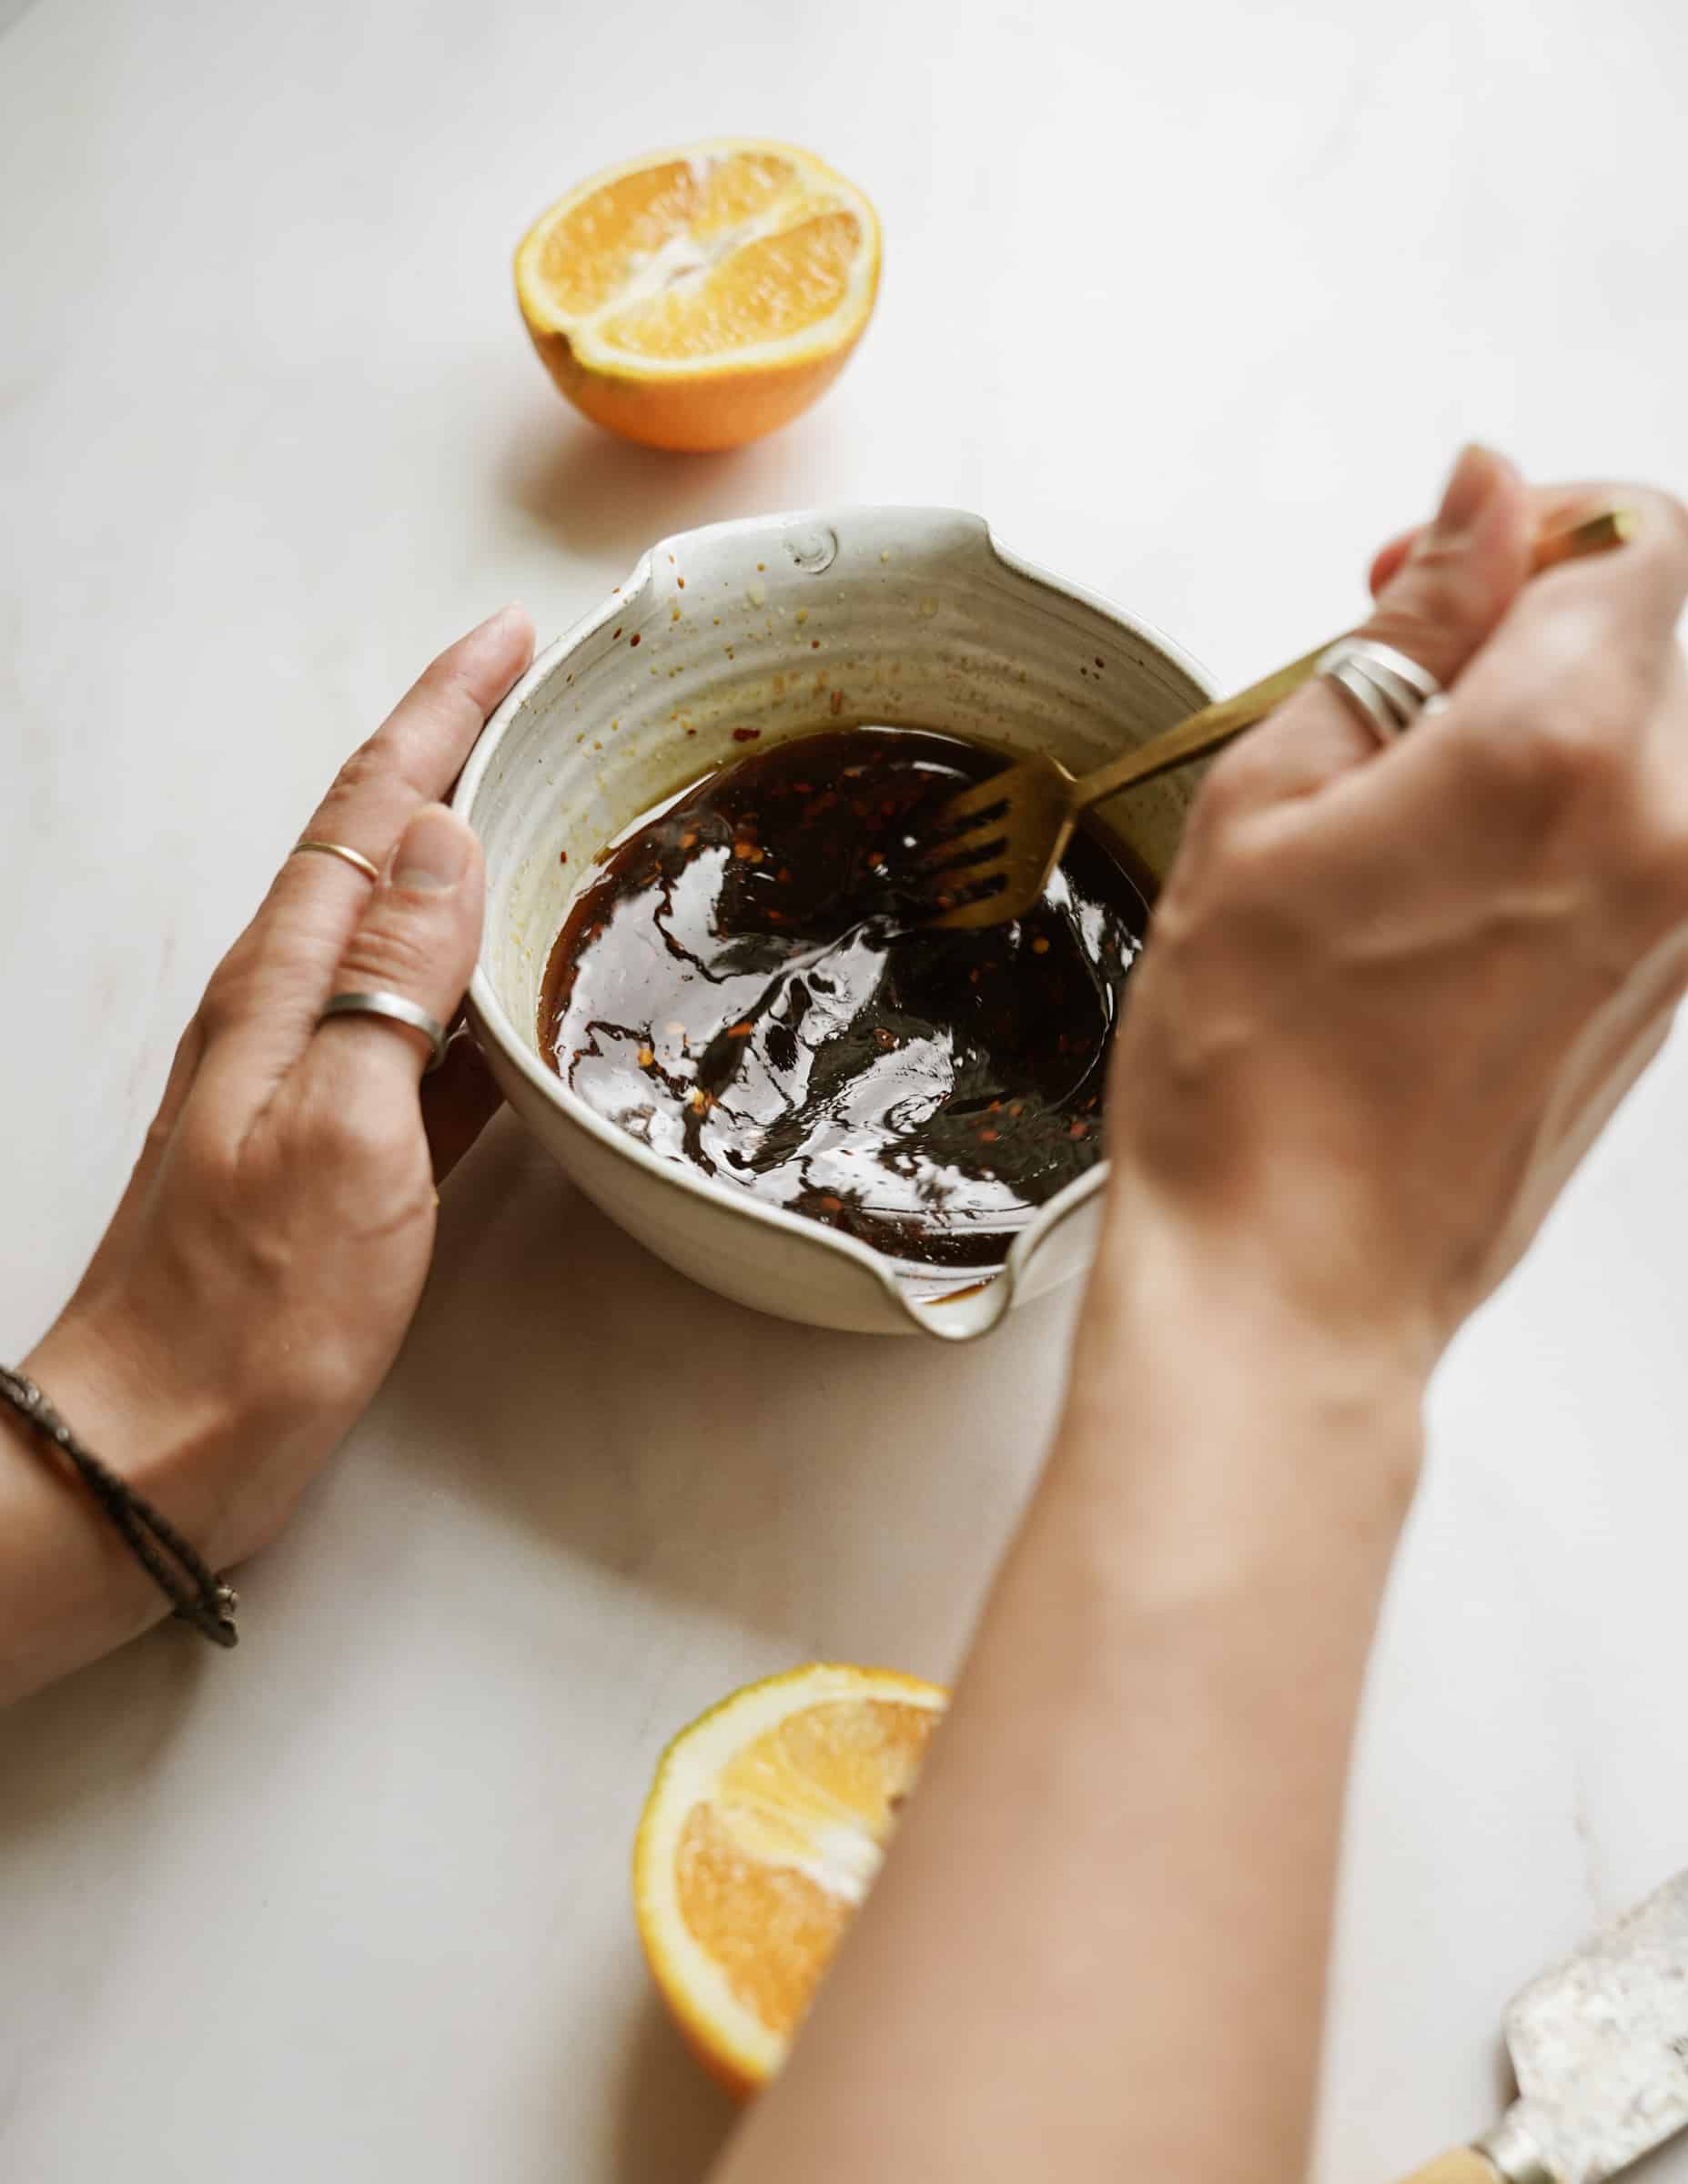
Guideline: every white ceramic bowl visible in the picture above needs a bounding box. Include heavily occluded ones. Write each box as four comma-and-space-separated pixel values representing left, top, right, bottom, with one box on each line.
453, 508, 1213, 1339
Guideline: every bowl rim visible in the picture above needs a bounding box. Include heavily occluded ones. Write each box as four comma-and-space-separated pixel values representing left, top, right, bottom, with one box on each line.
452, 503, 1215, 1332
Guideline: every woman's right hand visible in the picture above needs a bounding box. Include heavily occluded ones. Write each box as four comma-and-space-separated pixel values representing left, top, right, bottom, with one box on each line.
1100, 448, 1688, 1377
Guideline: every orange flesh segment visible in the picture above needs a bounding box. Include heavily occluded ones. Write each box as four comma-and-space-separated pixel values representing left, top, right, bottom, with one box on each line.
598, 209, 864, 360
535, 151, 800, 318
673, 1697, 938, 2038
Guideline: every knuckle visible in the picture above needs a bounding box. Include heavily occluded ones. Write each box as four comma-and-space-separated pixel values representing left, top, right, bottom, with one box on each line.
303, 1081, 397, 1169
1390, 546, 1472, 634
197, 953, 249, 1038
175, 1106, 239, 1198
313, 738, 389, 822
336, 913, 441, 1003
1523, 704, 1625, 794
1461, 652, 1647, 816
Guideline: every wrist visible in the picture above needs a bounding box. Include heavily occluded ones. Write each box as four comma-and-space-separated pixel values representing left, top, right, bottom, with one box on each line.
1062, 1174, 1429, 1589
1093, 1153, 1441, 1393
23, 1299, 248, 1566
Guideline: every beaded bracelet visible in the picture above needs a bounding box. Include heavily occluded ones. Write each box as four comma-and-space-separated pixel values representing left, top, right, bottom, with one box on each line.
0, 1363, 238, 1648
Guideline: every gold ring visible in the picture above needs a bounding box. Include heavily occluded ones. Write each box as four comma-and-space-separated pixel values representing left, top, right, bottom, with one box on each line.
292, 838, 380, 885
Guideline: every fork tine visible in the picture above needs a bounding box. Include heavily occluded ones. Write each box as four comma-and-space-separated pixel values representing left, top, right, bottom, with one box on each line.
919, 814, 1009, 873
927, 870, 1027, 930
930, 770, 1016, 832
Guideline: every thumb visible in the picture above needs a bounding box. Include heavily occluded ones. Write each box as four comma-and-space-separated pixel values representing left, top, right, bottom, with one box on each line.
302, 803, 486, 1112
1199, 445, 1532, 815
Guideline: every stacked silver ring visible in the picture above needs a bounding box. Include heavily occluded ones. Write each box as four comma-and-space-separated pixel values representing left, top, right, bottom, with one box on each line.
1315, 638, 1443, 743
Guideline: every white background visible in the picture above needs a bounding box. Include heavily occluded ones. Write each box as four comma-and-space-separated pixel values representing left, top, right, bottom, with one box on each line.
3, 1, 1685, 2178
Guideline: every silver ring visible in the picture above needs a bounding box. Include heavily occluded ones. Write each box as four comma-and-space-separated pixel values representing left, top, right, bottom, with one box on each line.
318, 989, 449, 1072
1315, 638, 1443, 744
293, 838, 380, 885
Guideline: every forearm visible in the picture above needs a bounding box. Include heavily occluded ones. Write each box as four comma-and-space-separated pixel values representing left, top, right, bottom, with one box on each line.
0, 1312, 235, 1703
714, 1218, 1424, 2184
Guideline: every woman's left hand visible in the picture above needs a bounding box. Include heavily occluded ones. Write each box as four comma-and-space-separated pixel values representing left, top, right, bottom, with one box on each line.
12, 604, 533, 1667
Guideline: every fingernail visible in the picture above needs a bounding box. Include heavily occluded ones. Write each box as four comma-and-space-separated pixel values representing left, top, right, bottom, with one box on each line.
470, 602, 525, 642
1431, 442, 1505, 541
392, 804, 471, 892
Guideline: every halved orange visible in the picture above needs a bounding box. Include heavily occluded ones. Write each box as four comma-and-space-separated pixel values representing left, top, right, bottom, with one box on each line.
632, 1663, 946, 2094
514, 140, 881, 452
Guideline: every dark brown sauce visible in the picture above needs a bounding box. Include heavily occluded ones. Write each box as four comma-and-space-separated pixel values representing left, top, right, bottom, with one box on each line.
539, 726, 1152, 1279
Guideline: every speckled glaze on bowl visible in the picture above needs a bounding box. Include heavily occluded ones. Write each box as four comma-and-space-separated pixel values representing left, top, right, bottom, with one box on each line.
452, 508, 1214, 1339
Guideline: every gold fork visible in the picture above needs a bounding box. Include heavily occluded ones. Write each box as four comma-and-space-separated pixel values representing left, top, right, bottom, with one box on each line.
920, 507, 1634, 930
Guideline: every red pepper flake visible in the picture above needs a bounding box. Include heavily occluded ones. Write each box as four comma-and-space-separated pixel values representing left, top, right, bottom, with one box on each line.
1069, 1118, 1090, 1138
558, 850, 569, 864
733, 842, 763, 862
728, 1021, 754, 1037
732, 726, 761, 743
776, 867, 791, 884
867, 850, 885, 868
979, 1127, 1000, 1143
988, 1099, 1002, 1112
820, 1194, 844, 1211
630, 632, 642, 647
685, 726, 697, 735
766, 907, 785, 922
677, 576, 685, 587
1031, 936, 1050, 955
873, 1027, 895, 1048
811, 639, 820, 649
830, 689, 844, 716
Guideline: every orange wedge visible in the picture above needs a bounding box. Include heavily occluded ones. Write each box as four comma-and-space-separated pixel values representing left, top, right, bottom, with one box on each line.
633, 1663, 946, 2095
514, 139, 881, 452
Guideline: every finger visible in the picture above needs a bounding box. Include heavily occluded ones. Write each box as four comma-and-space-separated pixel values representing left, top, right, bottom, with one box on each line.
1368, 529, 1417, 596
1299, 494, 1688, 928
1372, 483, 1688, 867
195, 604, 532, 1119
421, 1026, 505, 1183
1202, 446, 1531, 820
1372, 482, 1688, 613
288, 806, 488, 1145
1464, 484, 1688, 701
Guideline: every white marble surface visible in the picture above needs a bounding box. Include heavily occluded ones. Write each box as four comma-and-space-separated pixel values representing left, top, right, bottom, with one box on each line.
3, 1, 1685, 2177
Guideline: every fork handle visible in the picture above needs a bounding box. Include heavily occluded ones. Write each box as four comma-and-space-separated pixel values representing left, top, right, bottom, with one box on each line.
1071, 506, 1633, 814
1072, 641, 1331, 806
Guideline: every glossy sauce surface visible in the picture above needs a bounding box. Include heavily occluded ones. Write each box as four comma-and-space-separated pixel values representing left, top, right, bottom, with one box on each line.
539, 727, 1152, 1278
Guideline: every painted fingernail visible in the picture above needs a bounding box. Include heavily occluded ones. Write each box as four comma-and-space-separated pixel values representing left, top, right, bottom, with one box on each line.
392, 804, 471, 892
1431, 442, 1505, 541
